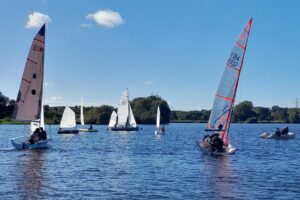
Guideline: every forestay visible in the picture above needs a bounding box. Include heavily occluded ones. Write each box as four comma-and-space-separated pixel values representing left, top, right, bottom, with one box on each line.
60, 106, 76, 128
12, 24, 45, 121
206, 19, 252, 145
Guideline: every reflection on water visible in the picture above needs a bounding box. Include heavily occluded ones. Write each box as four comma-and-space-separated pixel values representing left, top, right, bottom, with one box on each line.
202, 156, 238, 199
15, 150, 46, 199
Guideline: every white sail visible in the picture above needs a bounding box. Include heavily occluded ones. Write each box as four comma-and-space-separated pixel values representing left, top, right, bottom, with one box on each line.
117, 89, 129, 126
156, 106, 160, 128
80, 97, 84, 126
129, 105, 137, 127
60, 106, 76, 128
108, 111, 117, 128
30, 101, 44, 134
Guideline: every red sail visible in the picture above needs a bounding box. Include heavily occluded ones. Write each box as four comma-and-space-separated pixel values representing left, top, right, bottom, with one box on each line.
206, 19, 252, 145
12, 24, 45, 121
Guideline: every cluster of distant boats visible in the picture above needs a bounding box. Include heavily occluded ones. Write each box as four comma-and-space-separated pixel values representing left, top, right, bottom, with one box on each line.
8, 19, 295, 155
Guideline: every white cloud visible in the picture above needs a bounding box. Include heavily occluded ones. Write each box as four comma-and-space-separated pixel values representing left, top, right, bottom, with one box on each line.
145, 81, 154, 85
86, 10, 124, 28
80, 23, 92, 29
50, 95, 62, 101
25, 12, 51, 29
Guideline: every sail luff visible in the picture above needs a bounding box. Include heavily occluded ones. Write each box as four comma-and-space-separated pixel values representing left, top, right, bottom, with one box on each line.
206, 19, 252, 145
12, 24, 45, 121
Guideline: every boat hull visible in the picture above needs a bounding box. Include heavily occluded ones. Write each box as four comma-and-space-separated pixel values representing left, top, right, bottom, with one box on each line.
198, 141, 236, 156
57, 129, 79, 134
260, 132, 295, 140
78, 128, 98, 132
108, 127, 139, 131
11, 136, 48, 149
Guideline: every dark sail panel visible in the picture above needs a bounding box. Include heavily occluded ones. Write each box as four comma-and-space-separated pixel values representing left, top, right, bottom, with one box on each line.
12, 24, 45, 121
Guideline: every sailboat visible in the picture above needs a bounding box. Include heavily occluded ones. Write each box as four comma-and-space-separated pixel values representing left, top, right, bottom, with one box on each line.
78, 97, 98, 132
155, 106, 165, 134
108, 89, 139, 131
198, 19, 252, 156
57, 106, 79, 134
10, 24, 49, 149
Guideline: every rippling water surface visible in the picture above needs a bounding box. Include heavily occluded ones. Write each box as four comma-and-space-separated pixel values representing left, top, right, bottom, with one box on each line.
0, 123, 300, 199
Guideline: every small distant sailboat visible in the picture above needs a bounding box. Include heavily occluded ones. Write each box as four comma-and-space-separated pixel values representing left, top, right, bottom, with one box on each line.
155, 106, 165, 134
57, 106, 79, 134
78, 97, 98, 132
108, 89, 139, 131
10, 24, 49, 149
198, 19, 252, 156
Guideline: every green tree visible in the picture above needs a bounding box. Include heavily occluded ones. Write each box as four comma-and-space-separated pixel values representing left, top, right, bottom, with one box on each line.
232, 101, 255, 122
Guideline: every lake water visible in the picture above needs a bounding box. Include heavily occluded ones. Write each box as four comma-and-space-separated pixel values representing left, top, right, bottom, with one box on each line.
0, 123, 299, 199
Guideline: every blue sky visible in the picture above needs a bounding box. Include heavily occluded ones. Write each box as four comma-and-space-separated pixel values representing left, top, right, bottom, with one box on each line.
0, 0, 300, 110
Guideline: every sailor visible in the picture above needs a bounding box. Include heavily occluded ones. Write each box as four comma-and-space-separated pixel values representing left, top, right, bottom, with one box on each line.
40, 127, 47, 140
281, 127, 289, 136
209, 133, 224, 152
275, 128, 281, 137
89, 124, 93, 130
161, 126, 165, 132
29, 128, 41, 144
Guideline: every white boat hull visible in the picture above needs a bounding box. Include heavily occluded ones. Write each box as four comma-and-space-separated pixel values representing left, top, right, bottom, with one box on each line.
11, 136, 48, 150
260, 132, 295, 140
198, 141, 236, 156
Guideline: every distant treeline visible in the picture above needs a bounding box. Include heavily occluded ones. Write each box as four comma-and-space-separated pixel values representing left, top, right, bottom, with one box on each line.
0, 92, 171, 124
1, 92, 299, 124
170, 101, 300, 123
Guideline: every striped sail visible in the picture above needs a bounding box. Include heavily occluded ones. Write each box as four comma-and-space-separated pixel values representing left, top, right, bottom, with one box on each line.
206, 19, 252, 145
12, 24, 45, 121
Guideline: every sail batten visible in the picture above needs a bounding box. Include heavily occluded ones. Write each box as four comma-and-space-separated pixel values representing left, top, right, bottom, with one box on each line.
12, 24, 45, 122
206, 19, 252, 145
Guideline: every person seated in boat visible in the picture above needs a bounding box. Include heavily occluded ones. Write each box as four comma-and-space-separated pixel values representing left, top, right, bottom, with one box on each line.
275, 128, 281, 137
28, 128, 42, 144
161, 126, 165, 132
89, 124, 93, 130
281, 127, 289, 136
209, 133, 224, 152
40, 127, 47, 140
